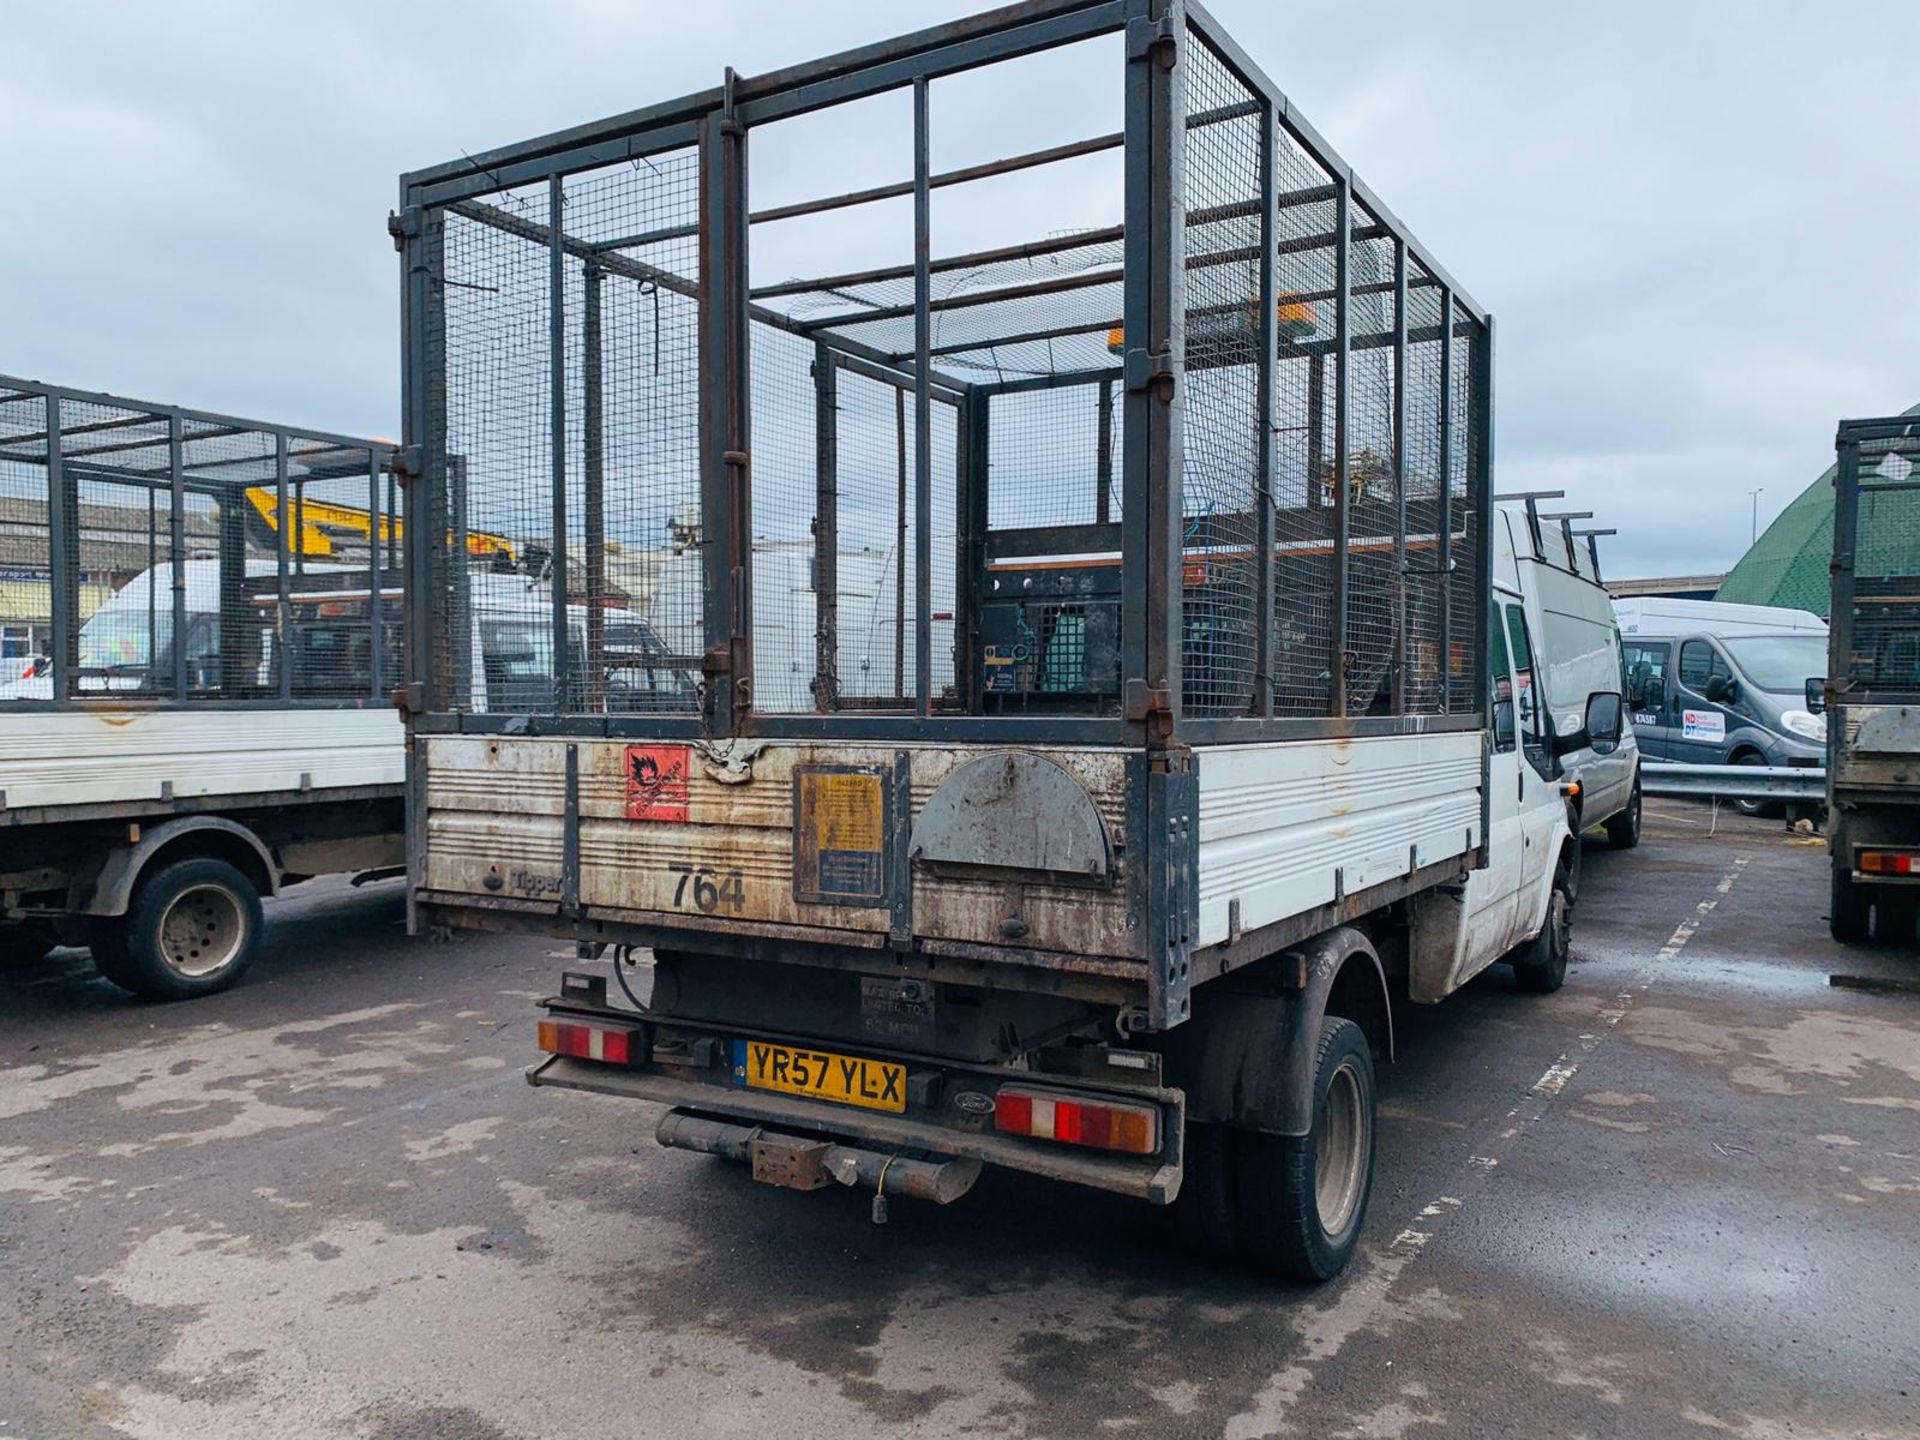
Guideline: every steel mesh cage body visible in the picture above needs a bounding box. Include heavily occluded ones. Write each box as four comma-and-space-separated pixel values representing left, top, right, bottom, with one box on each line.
1835, 418, 1920, 701
0, 375, 394, 709
397, 0, 1492, 745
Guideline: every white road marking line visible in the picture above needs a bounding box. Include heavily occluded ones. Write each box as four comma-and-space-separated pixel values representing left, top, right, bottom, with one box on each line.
1225, 854, 1751, 1439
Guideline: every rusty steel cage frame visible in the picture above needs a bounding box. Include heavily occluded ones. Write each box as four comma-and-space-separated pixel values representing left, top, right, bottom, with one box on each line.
0, 373, 397, 711
395, 0, 1493, 751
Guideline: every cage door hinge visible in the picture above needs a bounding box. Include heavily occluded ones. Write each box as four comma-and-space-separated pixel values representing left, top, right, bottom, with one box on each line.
388, 206, 423, 252
1126, 15, 1178, 66
1123, 347, 1175, 399
1124, 678, 1172, 722
388, 445, 423, 485
389, 682, 425, 717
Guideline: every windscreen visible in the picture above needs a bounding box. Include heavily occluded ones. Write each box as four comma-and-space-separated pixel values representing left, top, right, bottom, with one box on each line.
1724, 634, 1827, 693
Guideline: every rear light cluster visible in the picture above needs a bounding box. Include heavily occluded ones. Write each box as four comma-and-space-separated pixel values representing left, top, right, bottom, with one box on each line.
537, 1018, 643, 1065
1859, 851, 1919, 875
994, 1087, 1159, 1155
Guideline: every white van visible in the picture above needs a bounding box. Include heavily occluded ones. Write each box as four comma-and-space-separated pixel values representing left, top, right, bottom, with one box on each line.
1497, 506, 1644, 852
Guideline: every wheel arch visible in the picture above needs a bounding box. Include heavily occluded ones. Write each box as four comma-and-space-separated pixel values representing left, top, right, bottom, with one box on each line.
1158, 925, 1391, 1139
70, 817, 279, 917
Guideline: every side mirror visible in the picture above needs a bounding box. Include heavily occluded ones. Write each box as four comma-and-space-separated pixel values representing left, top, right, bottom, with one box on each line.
1805, 676, 1826, 715
1703, 673, 1735, 704
1585, 691, 1625, 756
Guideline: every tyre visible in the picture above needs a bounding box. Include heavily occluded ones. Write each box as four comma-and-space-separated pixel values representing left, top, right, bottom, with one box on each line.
1161, 1119, 1238, 1263
1875, 888, 1917, 947
1732, 752, 1779, 819
1830, 864, 1870, 944
95, 857, 264, 1001
1233, 1016, 1377, 1283
1605, 778, 1643, 850
1513, 880, 1571, 993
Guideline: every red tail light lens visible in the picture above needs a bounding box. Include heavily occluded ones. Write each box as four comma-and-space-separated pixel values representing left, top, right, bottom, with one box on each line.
994, 1087, 1159, 1155
537, 1018, 642, 1065
1860, 851, 1918, 875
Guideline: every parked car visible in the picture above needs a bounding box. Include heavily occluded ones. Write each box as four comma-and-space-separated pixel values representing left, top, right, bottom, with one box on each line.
1612, 597, 1828, 814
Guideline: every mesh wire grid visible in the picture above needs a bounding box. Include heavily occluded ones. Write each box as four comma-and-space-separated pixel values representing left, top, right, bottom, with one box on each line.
0, 383, 388, 705
1847, 433, 1920, 694
1180, 32, 1261, 717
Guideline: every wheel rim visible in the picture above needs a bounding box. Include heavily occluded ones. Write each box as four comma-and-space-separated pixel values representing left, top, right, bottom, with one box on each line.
157, 883, 247, 978
1314, 1059, 1368, 1239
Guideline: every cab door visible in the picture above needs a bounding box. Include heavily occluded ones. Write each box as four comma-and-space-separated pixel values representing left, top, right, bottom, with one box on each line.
1502, 604, 1567, 952
1621, 639, 1673, 760
1467, 602, 1527, 958
1672, 637, 1736, 764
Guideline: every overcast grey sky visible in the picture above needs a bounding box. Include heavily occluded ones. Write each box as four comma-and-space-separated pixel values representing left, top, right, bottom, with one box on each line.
5, 1, 1917, 579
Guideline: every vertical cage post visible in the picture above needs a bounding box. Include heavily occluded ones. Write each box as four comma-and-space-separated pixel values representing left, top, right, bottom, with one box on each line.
168, 412, 188, 698
699, 89, 753, 734
276, 434, 292, 699
1436, 284, 1455, 713
1831, 432, 1860, 708
962, 390, 990, 711
1095, 379, 1115, 526
548, 175, 571, 712
1390, 239, 1408, 715
368, 449, 385, 699
45, 397, 73, 702
1329, 175, 1351, 718
1472, 313, 1495, 771
812, 343, 839, 710
583, 259, 607, 712
1252, 94, 1278, 719
894, 387, 907, 699
450, 455, 471, 708
913, 74, 933, 718
1121, 0, 1187, 735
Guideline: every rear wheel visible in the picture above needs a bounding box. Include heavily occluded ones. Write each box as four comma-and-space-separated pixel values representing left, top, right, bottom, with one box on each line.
1513, 881, 1572, 993
1606, 779, 1643, 850
92, 858, 264, 1001
1234, 1016, 1377, 1282
1830, 864, 1871, 944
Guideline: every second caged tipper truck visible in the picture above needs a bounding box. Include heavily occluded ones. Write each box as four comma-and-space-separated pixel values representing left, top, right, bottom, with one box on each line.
392, 0, 1623, 1279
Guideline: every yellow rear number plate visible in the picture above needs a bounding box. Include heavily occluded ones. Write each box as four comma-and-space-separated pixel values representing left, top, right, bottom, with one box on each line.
735, 1039, 906, 1113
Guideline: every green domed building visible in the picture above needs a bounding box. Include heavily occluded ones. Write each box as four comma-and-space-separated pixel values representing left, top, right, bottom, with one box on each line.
1717, 401, 1920, 618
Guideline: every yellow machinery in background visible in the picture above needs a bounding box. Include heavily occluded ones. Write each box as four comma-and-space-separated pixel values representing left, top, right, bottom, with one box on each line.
242, 486, 516, 565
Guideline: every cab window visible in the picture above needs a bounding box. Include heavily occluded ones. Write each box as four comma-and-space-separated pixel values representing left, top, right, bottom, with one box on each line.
1678, 639, 1731, 697
1490, 611, 1515, 753
1505, 606, 1552, 775
1622, 641, 1670, 713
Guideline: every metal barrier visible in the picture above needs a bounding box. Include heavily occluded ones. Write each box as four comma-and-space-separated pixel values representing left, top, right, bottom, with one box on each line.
1640, 761, 1825, 803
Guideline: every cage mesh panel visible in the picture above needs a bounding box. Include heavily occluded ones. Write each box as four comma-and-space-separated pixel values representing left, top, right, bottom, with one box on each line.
764, 234, 1124, 383
0, 392, 53, 695
1180, 33, 1260, 716
1848, 433, 1920, 694
1343, 206, 1398, 715
440, 188, 560, 712
1268, 121, 1338, 715
275, 438, 388, 699
1448, 297, 1482, 715
986, 383, 1119, 529
1400, 266, 1447, 713
564, 156, 703, 716
818, 363, 960, 707
748, 321, 819, 712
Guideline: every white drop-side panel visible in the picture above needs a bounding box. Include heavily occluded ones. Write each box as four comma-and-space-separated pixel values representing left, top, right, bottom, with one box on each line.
0, 708, 402, 812
1194, 732, 1483, 948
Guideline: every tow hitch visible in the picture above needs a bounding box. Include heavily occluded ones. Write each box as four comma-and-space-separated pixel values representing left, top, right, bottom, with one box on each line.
656, 1110, 983, 1222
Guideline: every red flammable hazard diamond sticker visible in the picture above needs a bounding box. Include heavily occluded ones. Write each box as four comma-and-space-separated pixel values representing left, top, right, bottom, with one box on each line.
625, 744, 690, 822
